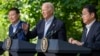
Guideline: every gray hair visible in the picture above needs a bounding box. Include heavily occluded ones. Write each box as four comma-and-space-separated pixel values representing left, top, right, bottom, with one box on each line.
42, 2, 54, 11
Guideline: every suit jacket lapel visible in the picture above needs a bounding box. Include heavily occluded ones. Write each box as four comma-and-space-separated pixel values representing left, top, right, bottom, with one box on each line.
16, 21, 22, 30
81, 27, 86, 42
84, 21, 96, 42
41, 20, 45, 37
46, 17, 56, 37
9, 25, 13, 37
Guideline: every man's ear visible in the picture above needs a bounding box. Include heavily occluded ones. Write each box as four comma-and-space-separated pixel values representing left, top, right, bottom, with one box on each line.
18, 14, 20, 17
91, 13, 95, 18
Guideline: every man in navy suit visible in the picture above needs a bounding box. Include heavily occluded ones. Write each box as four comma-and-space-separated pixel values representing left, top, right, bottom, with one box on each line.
23, 2, 67, 56
68, 5, 100, 56
8, 8, 29, 41
8, 8, 31, 56
23, 2, 67, 41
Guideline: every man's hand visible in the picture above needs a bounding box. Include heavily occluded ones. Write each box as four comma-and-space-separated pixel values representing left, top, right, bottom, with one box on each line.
68, 38, 83, 46
22, 23, 29, 34
68, 37, 74, 43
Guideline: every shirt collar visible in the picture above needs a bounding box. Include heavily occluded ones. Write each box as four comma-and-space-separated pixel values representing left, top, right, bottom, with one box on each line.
45, 15, 54, 24
86, 19, 96, 29
12, 20, 20, 27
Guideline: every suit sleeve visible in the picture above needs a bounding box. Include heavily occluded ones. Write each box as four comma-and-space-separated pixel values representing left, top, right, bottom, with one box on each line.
83, 26, 100, 50
91, 29, 100, 50
26, 20, 42, 39
26, 27, 37, 39
58, 23, 67, 41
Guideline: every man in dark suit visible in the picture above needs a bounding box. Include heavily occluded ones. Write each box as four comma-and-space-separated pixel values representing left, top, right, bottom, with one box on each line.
68, 5, 100, 56
8, 8, 31, 56
22, 2, 67, 56
23, 2, 66, 40
8, 8, 29, 41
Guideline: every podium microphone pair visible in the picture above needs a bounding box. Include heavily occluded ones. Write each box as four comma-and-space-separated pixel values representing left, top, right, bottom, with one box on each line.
10, 28, 22, 39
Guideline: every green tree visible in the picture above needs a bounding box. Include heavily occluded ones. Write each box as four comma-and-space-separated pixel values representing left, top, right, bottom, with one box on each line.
0, 0, 99, 41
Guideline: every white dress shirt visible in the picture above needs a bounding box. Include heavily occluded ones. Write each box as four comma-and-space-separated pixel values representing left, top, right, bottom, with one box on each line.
85, 19, 96, 36
12, 20, 20, 33
43, 16, 54, 37
82, 19, 96, 45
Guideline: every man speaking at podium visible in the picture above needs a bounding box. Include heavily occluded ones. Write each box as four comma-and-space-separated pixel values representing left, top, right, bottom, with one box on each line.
68, 5, 100, 56
22, 2, 67, 56
8, 8, 29, 41
8, 8, 30, 56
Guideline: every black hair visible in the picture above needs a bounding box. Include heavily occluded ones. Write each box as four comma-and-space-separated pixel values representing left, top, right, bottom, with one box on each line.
9, 7, 20, 14
83, 4, 98, 20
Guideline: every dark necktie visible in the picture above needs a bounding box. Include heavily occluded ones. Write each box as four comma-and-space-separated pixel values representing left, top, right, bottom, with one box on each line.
84, 27, 87, 37
81, 27, 87, 42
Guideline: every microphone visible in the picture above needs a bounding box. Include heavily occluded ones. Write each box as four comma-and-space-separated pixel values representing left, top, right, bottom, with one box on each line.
46, 30, 57, 39
10, 28, 22, 39
45, 24, 56, 38
46, 26, 61, 39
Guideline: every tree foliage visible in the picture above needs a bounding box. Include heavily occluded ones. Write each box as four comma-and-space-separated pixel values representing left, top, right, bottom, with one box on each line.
0, 0, 99, 42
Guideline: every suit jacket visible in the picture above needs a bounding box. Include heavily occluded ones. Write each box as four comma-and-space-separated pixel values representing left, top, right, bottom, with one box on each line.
81, 21, 100, 56
9, 21, 28, 41
26, 17, 67, 41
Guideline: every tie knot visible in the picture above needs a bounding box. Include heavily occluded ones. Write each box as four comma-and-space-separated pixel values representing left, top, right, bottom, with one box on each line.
85, 26, 87, 29
84, 27, 87, 32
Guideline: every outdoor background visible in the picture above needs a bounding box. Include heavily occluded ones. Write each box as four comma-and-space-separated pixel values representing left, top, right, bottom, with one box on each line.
0, 0, 100, 56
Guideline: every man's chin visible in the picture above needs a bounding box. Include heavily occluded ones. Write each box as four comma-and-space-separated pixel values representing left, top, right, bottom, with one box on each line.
43, 17, 47, 19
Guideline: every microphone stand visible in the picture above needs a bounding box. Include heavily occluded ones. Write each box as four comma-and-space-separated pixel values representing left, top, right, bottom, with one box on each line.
10, 28, 22, 39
